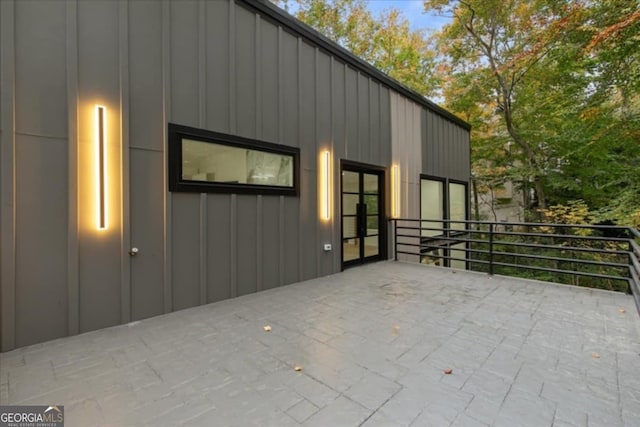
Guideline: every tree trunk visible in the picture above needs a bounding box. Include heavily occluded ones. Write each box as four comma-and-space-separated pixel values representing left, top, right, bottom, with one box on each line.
462, 6, 549, 217
534, 175, 546, 209
472, 177, 481, 221
489, 187, 498, 222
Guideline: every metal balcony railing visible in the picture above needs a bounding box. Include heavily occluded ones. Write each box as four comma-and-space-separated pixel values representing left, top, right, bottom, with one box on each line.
390, 218, 640, 313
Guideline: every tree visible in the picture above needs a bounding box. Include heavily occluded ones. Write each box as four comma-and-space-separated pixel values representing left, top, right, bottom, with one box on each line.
576, 0, 640, 226
274, 0, 640, 226
272, 0, 439, 96
427, 0, 640, 226
519, 0, 640, 225
425, 0, 591, 211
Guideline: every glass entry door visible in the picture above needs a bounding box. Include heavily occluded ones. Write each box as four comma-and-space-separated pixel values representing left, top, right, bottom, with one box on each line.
341, 163, 385, 268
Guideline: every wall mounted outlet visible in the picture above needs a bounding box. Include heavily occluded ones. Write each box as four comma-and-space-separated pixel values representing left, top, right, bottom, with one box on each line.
323, 244, 332, 251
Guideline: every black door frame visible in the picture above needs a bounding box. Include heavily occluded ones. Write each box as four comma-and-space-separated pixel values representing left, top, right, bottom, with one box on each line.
340, 160, 387, 269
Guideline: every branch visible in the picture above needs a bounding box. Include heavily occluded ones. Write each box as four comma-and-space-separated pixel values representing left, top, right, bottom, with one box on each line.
509, 44, 553, 90
587, 9, 640, 51
455, 0, 539, 170
456, 2, 494, 61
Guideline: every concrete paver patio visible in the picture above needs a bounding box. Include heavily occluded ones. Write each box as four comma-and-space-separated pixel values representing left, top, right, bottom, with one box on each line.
1, 262, 640, 426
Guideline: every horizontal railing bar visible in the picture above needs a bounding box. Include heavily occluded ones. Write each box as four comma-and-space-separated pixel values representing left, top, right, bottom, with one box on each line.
390, 218, 640, 298
416, 235, 630, 256
490, 261, 628, 282
631, 252, 640, 278
395, 226, 447, 233
487, 230, 630, 243
399, 238, 629, 259
395, 251, 422, 257
467, 259, 490, 265
630, 278, 640, 313
483, 240, 630, 256
416, 243, 628, 271
396, 242, 426, 248
489, 251, 628, 269
397, 239, 640, 270
395, 217, 633, 232
465, 237, 628, 256
429, 227, 627, 243
630, 265, 639, 286
418, 252, 627, 282
419, 246, 490, 256
396, 225, 630, 244
420, 231, 471, 238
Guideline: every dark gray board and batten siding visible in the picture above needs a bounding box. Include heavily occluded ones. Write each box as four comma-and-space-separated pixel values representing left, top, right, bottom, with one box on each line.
423, 109, 471, 181
0, 0, 469, 351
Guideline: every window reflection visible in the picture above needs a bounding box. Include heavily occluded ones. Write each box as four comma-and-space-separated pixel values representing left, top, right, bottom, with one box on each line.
182, 139, 294, 188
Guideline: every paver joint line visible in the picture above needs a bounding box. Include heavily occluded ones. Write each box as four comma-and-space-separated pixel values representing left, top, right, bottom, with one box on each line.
1, 262, 639, 427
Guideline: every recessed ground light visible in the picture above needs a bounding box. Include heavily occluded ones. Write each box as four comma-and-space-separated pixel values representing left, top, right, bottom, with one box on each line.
294, 365, 303, 372
263, 325, 272, 332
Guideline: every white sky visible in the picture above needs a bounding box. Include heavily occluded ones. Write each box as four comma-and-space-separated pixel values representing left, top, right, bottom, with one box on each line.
365, 0, 451, 33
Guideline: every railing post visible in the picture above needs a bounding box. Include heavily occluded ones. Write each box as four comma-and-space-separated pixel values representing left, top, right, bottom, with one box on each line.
489, 222, 494, 275
628, 239, 632, 295
394, 219, 398, 261
445, 219, 450, 268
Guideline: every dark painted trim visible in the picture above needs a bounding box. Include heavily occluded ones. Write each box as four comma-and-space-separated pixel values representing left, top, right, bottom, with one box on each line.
342, 159, 387, 174
340, 159, 387, 270
168, 123, 300, 196
119, 0, 132, 324
419, 175, 470, 220
420, 174, 447, 218
66, 0, 80, 339
162, 0, 173, 315
240, 0, 471, 131
419, 175, 470, 267
419, 175, 447, 266
447, 178, 470, 269
0, 0, 16, 352
448, 177, 471, 186
447, 177, 470, 222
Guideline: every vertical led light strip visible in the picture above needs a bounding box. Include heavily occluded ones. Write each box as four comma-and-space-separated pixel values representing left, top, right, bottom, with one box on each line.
392, 164, 400, 218
95, 105, 107, 230
321, 150, 331, 220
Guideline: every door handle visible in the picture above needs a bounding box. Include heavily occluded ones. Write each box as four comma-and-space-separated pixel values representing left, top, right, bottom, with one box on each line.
129, 247, 139, 256
359, 204, 367, 237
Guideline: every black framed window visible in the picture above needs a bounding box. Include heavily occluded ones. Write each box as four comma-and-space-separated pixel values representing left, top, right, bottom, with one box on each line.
420, 175, 469, 268
448, 180, 468, 231
420, 176, 446, 237
447, 179, 469, 269
420, 175, 469, 226
168, 124, 299, 195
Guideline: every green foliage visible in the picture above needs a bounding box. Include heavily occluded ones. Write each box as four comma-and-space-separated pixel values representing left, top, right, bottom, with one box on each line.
272, 0, 640, 227
271, 0, 439, 96
425, 0, 640, 226
539, 200, 591, 230
467, 225, 630, 292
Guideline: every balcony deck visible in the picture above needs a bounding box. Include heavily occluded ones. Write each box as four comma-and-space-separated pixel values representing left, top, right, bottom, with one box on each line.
1, 262, 639, 426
